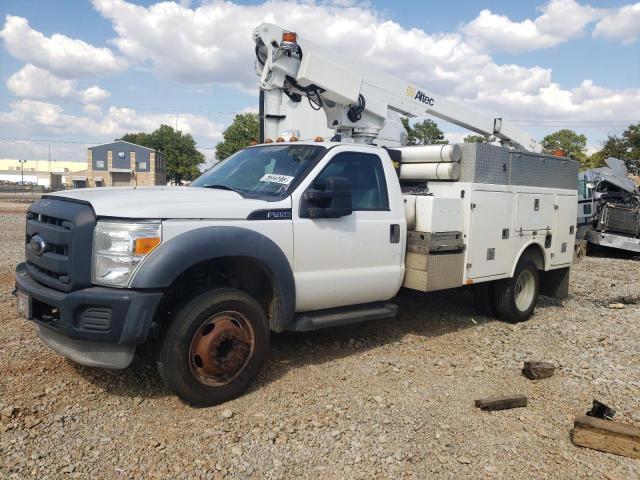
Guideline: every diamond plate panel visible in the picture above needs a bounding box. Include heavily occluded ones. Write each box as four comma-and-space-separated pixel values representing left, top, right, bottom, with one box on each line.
457, 143, 579, 189
425, 252, 465, 292
458, 142, 478, 182
509, 151, 579, 190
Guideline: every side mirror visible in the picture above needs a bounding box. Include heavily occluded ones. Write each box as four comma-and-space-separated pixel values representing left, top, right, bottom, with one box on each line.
300, 176, 352, 219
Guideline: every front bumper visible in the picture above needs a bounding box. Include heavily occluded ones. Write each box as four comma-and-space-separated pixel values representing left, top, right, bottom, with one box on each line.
587, 230, 640, 253
15, 262, 163, 369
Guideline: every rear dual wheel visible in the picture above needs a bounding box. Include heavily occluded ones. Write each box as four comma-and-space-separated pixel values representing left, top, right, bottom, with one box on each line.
157, 288, 269, 407
494, 258, 540, 323
473, 257, 540, 323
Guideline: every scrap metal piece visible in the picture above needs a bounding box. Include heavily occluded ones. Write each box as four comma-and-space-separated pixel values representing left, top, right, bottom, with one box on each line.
586, 400, 616, 420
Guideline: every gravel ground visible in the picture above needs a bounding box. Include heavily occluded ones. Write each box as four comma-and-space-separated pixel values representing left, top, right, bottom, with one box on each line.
1, 207, 639, 479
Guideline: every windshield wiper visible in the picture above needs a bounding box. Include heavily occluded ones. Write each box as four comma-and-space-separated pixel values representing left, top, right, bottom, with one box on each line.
203, 184, 245, 196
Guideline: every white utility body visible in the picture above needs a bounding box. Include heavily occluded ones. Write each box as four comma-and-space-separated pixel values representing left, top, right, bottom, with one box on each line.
253, 23, 578, 302
15, 24, 578, 406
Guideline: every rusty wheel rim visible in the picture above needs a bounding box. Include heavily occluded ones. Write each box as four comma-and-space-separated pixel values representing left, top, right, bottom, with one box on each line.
188, 311, 255, 387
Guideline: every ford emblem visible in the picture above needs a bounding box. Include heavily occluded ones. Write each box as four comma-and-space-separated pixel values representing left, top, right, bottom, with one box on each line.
30, 234, 47, 256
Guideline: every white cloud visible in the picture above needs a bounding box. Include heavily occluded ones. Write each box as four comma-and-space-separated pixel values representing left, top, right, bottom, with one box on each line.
461, 0, 601, 53
0, 99, 224, 151
79, 85, 110, 103
593, 3, 640, 43
89, 0, 554, 105
1, 0, 638, 162
0, 138, 88, 165
468, 80, 640, 123
7, 64, 110, 104
7, 65, 75, 99
90, 0, 639, 124
83, 104, 103, 116
0, 15, 127, 78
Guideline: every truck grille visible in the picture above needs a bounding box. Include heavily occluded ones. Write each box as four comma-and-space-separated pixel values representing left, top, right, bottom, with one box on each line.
25, 198, 96, 292
602, 204, 639, 237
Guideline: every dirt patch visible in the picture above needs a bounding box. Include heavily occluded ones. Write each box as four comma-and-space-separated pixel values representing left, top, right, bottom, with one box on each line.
0, 200, 31, 214
1, 214, 639, 479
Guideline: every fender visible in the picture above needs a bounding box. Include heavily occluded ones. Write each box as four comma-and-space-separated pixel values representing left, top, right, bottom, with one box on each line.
511, 240, 546, 276
130, 226, 295, 330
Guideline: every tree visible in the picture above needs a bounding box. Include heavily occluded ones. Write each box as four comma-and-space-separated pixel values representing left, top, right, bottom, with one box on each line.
120, 125, 204, 184
588, 135, 626, 170
401, 118, 448, 145
463, 134, 494, 143
541, 129, 588, 166
215, 113, 259, 160
622, 123, 640, 175
586, 123, 640, 174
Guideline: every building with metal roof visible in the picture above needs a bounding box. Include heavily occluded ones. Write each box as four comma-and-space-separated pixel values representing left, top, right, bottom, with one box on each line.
86, 140, 166, 188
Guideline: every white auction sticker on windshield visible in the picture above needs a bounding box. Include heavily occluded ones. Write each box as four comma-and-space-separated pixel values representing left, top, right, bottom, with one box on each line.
260, 174, 294, 185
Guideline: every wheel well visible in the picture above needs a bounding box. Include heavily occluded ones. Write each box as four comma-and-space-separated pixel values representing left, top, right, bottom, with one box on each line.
157, 256, 278, 329
519, 243, 545, 271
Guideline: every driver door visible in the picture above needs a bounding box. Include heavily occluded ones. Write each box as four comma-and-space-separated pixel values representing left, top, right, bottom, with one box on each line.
291, 150, 404, 312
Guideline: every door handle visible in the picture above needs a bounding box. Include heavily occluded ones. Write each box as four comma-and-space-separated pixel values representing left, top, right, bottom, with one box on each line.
390, 224, 400, 243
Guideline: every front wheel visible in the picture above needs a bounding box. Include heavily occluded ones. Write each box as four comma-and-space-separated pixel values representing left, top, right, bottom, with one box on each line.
157, 288, 269, 406
494, 258, 540, 323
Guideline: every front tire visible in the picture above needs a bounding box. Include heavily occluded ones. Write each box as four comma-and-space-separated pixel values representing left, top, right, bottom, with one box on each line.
494, 257, 540, 323
157, 288, 269, 407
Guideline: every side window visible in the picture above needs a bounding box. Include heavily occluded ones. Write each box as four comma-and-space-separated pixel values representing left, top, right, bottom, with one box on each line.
313, 152, 389, 211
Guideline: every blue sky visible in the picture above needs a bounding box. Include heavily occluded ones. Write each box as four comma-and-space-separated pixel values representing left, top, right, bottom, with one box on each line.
0, 0, 638, 162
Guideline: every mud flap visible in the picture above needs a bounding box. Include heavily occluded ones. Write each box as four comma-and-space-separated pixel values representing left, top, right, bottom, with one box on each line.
540, 267, 570, 299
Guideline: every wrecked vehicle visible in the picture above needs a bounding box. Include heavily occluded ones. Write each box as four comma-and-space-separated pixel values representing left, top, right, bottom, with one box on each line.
577, 157, 640, 253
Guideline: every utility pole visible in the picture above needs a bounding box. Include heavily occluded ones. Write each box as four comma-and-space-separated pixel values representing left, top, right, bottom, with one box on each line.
18, 159, 27, 189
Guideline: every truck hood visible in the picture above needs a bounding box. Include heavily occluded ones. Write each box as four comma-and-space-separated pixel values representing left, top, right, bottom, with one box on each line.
48, 186, 286, 219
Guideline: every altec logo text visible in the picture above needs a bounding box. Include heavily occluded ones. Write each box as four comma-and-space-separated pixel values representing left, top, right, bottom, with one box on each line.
406, 86, 435, 106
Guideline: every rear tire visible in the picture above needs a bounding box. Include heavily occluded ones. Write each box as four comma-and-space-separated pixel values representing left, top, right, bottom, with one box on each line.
157, 288, 269, 407
494, 257, 540, 323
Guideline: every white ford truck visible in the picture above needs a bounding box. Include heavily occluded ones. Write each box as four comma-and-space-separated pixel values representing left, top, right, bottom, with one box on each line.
14, 25, 579, 406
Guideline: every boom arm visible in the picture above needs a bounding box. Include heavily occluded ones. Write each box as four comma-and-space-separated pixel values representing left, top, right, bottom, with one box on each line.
253, 24, 541, 152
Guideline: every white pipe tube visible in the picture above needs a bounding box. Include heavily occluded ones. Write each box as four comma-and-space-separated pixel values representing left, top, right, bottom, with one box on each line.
399, 162, 461, 181
397, 144, 462, 163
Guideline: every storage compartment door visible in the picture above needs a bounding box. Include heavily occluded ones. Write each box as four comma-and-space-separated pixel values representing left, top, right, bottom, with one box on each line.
515, 193, 555, 232
468, 191, 514, 279
551, 195, 577, 266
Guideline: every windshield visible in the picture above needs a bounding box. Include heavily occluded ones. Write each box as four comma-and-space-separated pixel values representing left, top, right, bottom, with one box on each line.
192, 145, 326, 199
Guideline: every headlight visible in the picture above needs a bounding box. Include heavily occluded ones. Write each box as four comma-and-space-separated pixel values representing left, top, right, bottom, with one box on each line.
92, 221, 161, 287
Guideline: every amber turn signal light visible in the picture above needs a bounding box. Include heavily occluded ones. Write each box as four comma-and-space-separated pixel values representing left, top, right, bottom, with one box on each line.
134, 237, 161, 255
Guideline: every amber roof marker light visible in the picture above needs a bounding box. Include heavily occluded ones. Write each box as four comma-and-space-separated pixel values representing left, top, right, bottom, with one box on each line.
281, 31, 298, 53
282, 31, 297, 44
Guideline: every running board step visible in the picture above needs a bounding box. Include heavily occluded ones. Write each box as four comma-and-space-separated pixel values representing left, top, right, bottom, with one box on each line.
287, 302, 398, 332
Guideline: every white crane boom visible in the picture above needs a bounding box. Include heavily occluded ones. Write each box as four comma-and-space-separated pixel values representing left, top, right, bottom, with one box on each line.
253, 23, 541, 152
